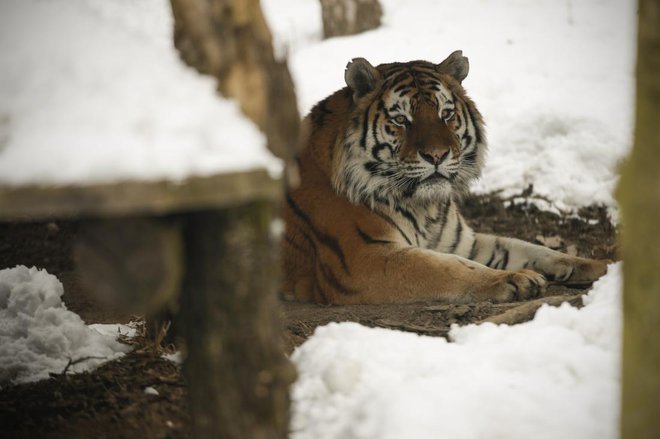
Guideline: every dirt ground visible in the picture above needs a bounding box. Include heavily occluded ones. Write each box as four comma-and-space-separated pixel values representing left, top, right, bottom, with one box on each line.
0, 193, 618, 438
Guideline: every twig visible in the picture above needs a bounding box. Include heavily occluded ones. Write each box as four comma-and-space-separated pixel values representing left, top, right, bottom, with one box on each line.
54, 356, 107, 377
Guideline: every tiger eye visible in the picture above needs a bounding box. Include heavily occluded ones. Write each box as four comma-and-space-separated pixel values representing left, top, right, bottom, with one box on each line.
393, 115, 408, 125
442, 109, 456, 121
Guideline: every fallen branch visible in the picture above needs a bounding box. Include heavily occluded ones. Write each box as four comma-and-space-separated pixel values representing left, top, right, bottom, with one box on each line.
374, 318, 447, 336
479, 293, 584, 326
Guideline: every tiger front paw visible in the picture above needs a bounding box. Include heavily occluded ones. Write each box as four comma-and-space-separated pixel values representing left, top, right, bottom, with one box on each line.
546, 257, 610, 287
483, 269, 547, 303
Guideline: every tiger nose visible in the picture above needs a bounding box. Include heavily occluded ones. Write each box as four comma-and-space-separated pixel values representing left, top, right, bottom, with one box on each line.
419, 149, 450, 165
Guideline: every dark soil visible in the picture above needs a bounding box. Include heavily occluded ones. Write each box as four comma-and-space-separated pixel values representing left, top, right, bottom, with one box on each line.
0, 193, 618, 438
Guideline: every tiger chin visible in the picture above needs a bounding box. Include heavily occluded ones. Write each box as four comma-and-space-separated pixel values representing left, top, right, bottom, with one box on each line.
282, 50, 609, 305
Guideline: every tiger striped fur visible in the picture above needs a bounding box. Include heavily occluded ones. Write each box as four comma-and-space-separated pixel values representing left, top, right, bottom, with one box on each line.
282, 50, 608, 304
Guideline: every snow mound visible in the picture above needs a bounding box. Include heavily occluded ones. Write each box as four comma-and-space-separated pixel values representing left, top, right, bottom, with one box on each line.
0, 266, 131, 385
0, 0, 279, 186
291, 263, 621, 439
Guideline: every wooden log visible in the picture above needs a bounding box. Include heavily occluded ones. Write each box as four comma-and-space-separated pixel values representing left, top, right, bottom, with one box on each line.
0, 170, 281, 221
479, 294, 584, 326
178, 200, 295, 438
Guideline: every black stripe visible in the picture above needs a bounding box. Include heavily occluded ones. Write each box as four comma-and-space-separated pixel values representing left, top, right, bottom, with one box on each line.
393, 83, 413, 94
319, 263, 359, 296
373, 209, 413, 246
439, 200, 452, 227
311, 98, 332, 126
394, 205, 426, 239
500, 248, 510, 270
388, 71, 412, 87
447, 216, 463, 254
291, 232, 329, 304
356, 226, 393, 245
468, 238, 478, 260
427, 200, 452, 250
284, 234, 309, 256
371, 109, 381, 150
485, 248, 496, 268
360, 105, 371, 149
286, 195, 350, 274
464, 102, 483, 144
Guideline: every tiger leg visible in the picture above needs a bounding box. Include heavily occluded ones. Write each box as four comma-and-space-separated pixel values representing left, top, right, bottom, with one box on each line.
331, 246, 547, 304
468, 233, 609, 286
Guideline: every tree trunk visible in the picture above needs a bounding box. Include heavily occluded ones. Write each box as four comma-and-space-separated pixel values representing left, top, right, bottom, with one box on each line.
179, 201, 296, 438
618, 1, 660, 437
320, 0, 383, 38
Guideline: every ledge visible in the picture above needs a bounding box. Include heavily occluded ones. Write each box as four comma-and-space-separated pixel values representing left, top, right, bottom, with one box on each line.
0, 169, 282, 221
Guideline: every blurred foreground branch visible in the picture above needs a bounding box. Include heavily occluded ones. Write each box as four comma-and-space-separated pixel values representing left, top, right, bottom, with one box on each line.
170, 0, 301, 183
618, 1, 660, 437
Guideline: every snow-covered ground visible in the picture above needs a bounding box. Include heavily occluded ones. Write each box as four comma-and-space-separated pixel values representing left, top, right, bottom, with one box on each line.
291, 264, 621, 439
0, 0, 633, 437
0, 0, 278, 186
0, 266, 133, 385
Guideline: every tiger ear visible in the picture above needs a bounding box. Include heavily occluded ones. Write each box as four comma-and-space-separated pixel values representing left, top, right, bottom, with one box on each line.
436, 50, 469, 84
345, 58, 381, 101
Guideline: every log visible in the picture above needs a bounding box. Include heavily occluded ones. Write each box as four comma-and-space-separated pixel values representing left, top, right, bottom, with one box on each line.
0, 170, 280, 221
178, 200, 296, 438
479, 294, 584, 326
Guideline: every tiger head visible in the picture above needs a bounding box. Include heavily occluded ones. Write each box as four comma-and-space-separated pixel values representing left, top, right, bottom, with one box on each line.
333, 51, 486, 207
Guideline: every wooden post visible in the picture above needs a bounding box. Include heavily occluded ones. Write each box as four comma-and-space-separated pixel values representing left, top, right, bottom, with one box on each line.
179, 201, 296, 438
618, 1, 660, 437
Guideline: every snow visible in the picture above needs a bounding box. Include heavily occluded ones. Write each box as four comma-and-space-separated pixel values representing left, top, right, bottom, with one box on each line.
0, 0, 279, 186
163, 351, 184, 365
0, 266, 132, 385
144, 386, 160, 396
265, 0, 635, 214
291, 263, 622, 439
0, 1, 632, 436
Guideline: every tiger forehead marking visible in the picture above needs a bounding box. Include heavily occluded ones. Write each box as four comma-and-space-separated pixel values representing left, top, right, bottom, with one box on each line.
335, 58, 486, 208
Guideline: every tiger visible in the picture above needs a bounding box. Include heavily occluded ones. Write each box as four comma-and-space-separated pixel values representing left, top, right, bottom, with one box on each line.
282, 50, 609, 305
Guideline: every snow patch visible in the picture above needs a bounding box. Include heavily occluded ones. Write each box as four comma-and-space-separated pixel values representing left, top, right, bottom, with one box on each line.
291, 263, 622, 439
0, 0, 280, 186
0, 266, 131, 385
